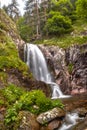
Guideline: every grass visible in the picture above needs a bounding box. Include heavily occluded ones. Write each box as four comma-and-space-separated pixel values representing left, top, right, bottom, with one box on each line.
0, 32, 29, 77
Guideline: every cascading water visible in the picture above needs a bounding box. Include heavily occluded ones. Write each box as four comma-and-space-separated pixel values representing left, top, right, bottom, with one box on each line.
24, 43, 69, 99
58, 112, 83, 130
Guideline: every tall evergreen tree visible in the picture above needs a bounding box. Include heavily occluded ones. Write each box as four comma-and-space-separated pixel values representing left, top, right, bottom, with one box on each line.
24, 0, 50, 39
7, 0, 20, 20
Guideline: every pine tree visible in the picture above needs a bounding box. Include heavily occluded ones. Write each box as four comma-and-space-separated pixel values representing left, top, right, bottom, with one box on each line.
7, 0, 20, 20
24, 0, 51, 39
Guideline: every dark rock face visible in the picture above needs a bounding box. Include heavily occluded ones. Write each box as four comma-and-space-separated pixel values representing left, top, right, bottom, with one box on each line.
39, 45, 71, 94
39, 44, 87, 95
65, 44, 87, 95
0, 68, 51, 97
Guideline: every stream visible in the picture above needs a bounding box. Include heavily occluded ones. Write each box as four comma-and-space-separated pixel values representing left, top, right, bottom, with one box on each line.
59, 93, 87, 130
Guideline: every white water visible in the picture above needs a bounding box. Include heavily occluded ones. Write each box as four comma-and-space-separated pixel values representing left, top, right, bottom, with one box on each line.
24, 43, 70, 99
59, 112, 83, 130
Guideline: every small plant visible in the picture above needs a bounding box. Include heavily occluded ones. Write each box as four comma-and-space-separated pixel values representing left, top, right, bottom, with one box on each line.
2, 84, 24, 104
5, 107, 17, 125
0, 99, 4, 106
68, 63, 74, 74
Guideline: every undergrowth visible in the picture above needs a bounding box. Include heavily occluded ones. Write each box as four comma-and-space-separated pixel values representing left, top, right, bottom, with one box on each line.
0, 84, 64, 125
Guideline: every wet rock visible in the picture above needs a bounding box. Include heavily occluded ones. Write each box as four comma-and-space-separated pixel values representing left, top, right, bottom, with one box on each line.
72, 116, 87, 130
37, 107, 65, 125
40, 119, 61, 130
39, 44, 87, 95
66, 44, 87, 94
46, 119, 61, 130
39, 45, 71, 94
77, 108, 87, 117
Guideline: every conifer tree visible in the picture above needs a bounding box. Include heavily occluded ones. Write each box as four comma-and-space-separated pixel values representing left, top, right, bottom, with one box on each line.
7, 0, 20, 20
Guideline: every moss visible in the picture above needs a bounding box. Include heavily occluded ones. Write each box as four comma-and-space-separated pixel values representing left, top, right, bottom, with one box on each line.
0, 9, 19, 37
0, 21, 8, 31
0, 35, 29, 76
0, 72, 7, 84
0, 89, 6, 107
0, 41, 18, 57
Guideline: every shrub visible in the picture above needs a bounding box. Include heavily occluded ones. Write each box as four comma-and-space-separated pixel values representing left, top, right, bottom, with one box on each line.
2, 84, 24, 104
44, 12, 73, 35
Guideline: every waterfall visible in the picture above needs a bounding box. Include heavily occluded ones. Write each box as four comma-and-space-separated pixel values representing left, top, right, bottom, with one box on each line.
24, 43, 69, 99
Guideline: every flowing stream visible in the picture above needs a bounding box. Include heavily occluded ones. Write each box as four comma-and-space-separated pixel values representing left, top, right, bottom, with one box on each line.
58, 112, 83, 130
24, 43, 82, 130
24, 43, 69, 99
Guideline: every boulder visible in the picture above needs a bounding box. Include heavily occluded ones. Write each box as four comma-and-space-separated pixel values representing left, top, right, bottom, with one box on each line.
40, 119, 61, 130
14, 111, 40, 130
46, 119, 61, 130
37, 107, 65, 124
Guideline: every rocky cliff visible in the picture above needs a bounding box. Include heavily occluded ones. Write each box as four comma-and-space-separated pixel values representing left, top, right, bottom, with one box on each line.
39, 43, 87, 95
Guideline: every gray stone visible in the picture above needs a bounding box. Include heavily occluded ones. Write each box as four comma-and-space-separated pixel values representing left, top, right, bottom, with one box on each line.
37, 107, 65, 124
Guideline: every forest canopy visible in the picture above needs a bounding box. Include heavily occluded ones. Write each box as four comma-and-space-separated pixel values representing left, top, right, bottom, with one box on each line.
2, 0, 87, 42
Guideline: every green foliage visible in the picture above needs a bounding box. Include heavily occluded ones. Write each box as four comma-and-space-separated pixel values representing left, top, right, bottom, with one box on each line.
1, 85, 64, 125
68, 63, 74, 74
5, 107, 18, 125
44, 11, 73, 35
36, 35, 87, 48
52, 0, 73, 16
0, 22, 8, 31
0, 40, 18, 57
17, 17, 33, 42
0, 55, 27, 72
0, 99, 4, 106
2, 84, 24, 104
0, 72, 7, 83
76, 0, 87, 18
0, 38, 29, 75
35, 19, 87, 48
20, 90, 54, 114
